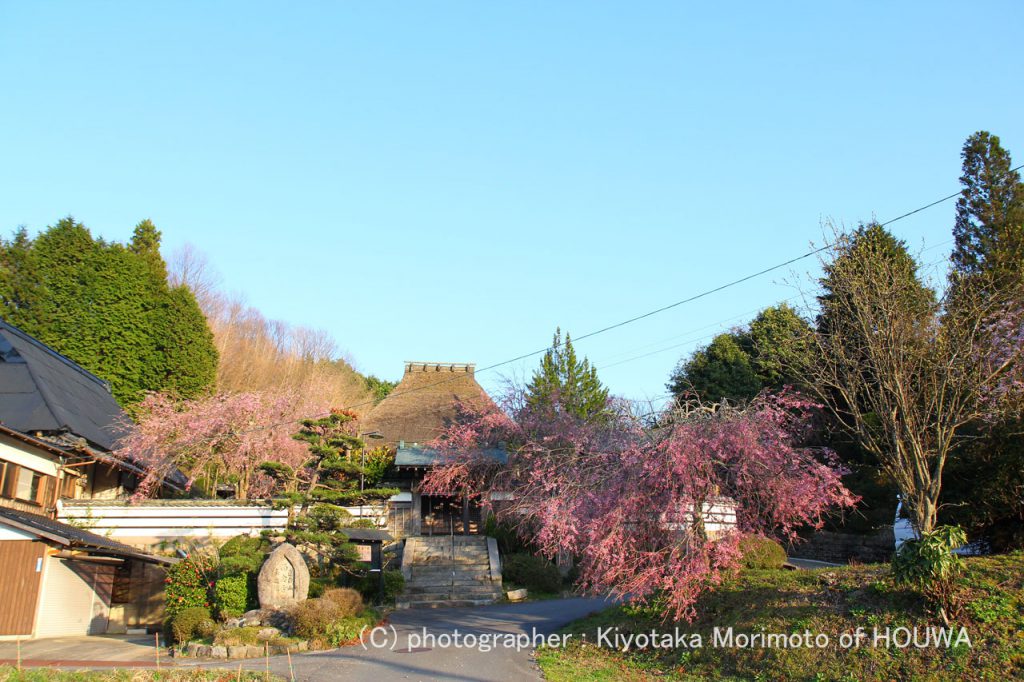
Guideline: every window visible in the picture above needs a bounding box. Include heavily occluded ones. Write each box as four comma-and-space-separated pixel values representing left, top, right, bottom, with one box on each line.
0, 462, 55, 506
16, 467, 41, 502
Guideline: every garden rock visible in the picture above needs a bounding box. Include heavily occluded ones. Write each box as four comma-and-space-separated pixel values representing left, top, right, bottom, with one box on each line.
245, 645, 264, 658
257, 543, 310, 609
185, 642, 202, 657
507, 588, 528, 601
210, 645, 228, 659
257, 626, 281, 641
241, 609, 264, 626
227, 646, 246, 659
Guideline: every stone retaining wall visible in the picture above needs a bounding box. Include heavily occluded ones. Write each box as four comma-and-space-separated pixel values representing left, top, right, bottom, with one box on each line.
787, 526, 896, 564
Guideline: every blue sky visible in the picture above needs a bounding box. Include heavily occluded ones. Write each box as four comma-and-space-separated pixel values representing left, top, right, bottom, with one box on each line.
2, 2, 1022, 403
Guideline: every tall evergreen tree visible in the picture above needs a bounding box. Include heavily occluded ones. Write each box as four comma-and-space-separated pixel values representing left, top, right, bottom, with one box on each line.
0, 217, 217, 406
951, 131, 1024, 286
942, 132, 1024, 549
526, 328, 609, 421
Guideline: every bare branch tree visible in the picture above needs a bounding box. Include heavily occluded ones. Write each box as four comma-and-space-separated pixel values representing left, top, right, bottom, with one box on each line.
795, 224, 1024, 535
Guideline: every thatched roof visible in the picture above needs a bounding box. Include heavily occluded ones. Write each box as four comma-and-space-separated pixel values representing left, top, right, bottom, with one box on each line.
360, 362, 496, 447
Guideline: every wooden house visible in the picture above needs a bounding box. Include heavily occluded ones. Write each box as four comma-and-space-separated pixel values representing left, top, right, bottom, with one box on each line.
0, 320, 172, 638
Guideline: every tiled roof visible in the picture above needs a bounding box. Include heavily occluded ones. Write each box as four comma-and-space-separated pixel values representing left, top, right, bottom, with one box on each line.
0, 319, 128, 452
0, 505, 175, 564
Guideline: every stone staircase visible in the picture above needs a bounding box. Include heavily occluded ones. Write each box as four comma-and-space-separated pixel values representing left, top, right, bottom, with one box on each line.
397, 536, 503, 609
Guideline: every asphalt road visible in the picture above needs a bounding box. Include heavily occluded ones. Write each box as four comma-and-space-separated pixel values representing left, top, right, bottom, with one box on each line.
188, 597, 610, 682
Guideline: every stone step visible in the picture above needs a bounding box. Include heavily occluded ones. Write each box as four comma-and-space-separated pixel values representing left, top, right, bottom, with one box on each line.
406, 580, 498, 591
408, 576, 493, 585
407, 552, 487, 561
396, 598, 498, 609
405, 583, 502, 594
410, 567, 492, 579
402, 588, 503, 601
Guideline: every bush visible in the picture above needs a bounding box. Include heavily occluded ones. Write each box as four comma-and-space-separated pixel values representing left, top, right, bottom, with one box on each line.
354, 569, 405, 604
739, 536, 788, 570
164, 555, 215, 618
214, 574, 250, 620
484, 514, 535, 555
892, 525, 967, 619
291, 598, 342, 640
169, 606, 213, 644
324, 610, 379, 647
218, 535, 270, 577
502, 553, 562, 594
320, 588, 363, 617
195, 617, 218, 639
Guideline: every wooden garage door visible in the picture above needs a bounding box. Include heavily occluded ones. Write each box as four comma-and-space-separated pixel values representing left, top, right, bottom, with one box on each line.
0, 540, 46, 635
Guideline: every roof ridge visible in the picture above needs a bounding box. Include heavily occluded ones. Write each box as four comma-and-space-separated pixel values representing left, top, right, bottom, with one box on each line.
0, 318, 113, 392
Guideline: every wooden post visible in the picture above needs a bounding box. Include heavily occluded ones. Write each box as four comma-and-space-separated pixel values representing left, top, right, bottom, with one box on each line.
287, 648, 295, 682
155, 632, 161, 669
16, 638, 21, 672
462, 495, 470, 535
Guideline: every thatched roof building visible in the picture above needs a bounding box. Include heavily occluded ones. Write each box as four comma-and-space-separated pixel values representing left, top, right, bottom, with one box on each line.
360, 362, 496, 448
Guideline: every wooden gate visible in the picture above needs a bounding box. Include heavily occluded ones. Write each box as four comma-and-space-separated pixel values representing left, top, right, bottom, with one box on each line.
0, 540, 46, 636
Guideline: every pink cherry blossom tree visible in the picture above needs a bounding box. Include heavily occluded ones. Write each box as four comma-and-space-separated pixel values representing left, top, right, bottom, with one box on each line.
421, 391, 857, 621
115, 390, 318, 500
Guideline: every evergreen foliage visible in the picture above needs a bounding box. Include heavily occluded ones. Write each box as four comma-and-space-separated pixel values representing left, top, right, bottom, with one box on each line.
0, 217, 217, 406
951, 131, 1024, 286
942, 132, 1024, 549
667, 304, 812, 403
363, 375, 397, 404
525, 328, 609, 421
261, 410, 398, 552
667, 332, 761, 403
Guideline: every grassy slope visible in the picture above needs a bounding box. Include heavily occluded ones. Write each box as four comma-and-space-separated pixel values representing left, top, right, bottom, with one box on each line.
538, 552, 1024, 682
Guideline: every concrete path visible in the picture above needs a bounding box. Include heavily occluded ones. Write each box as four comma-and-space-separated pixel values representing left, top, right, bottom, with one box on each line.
0, 634, 161, 667
188, 597, 610, 682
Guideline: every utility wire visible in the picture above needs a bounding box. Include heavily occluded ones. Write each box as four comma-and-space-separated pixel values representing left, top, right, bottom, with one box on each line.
218, 175, 998, 439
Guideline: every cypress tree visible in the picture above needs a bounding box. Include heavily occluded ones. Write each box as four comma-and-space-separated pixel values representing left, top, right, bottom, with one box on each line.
0, 217, 217, 406
951, 131, 1024, 286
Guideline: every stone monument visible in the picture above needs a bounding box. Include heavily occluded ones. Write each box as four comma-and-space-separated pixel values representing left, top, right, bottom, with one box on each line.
257, 542, 310, 609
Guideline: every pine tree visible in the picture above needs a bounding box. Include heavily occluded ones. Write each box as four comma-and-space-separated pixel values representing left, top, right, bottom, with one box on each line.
525, 328, 610, 421
951, 131, 1024, 286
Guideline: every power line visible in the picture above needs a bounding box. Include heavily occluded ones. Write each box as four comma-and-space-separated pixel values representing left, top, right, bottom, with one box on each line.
598, 251, 954, 373
218, 176, 989, 439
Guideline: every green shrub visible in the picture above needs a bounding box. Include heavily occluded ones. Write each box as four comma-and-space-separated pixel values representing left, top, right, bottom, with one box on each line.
739, 535, 788, 570
502, 553, 562, 594
308, 577, 333, 599
215, 626, 263, 646
325, 610, 379, 647
484, 514, 535, 554
291, 598, 342, 640
218, 535, 270, 577
892, 525, 967, 618
214, 574, 250, 620
195, 617, 217, 639
164, 555, 215, 618
169, 606, 213, 644
320, 588, 363, 617
353, 569, 405, 604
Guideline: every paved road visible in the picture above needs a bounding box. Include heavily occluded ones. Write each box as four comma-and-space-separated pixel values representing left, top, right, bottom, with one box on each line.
187, 597, 610, 682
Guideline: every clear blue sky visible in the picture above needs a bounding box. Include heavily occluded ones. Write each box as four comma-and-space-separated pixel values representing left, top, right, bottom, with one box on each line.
2, 2, 1022, 404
